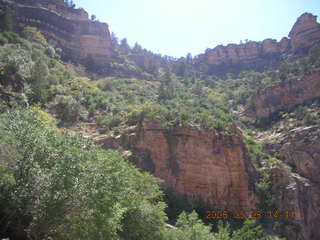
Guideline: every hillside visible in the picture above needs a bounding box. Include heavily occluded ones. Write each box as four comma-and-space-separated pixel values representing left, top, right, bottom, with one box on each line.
0, 1, 320, 240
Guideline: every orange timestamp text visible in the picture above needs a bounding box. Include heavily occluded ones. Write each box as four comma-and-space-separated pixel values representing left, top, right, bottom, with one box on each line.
205, 209, 296, 220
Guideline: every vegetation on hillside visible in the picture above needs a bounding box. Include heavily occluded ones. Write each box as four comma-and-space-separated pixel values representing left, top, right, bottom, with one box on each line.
1, 6, 320, 238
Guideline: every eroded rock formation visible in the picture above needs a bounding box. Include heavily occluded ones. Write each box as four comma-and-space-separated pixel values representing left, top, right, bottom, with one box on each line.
1, 0, 115, 66
200, 13, 320, 74
96, 120, 258, 212
289, 13, 320, 52
244, 72, 320, 119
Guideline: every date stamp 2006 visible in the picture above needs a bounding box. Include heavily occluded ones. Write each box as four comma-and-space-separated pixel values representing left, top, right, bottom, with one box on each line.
205, 209, 296, 220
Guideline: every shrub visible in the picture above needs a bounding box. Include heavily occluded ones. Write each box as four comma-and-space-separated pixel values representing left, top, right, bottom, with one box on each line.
2, 31, 21, 43
0, 34, 8, 45
231, 220, 266, 240
22, 27, 47, 46
29, 59, 49, 103
55, 95, 81, 123
165, 211, 215, 240
97, 114, 124, 133
0, 9, 13, 31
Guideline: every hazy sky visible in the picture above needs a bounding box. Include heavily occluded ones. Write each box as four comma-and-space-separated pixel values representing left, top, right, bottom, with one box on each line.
72, 0, 320, 58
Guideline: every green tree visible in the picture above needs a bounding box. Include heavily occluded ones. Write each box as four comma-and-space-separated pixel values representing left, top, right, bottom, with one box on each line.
186, 53, 193, 64
133, 42, 143, 53
111, 32, 118, 45
0, 8, 13, 32
120, 38, 130, 55
0, 108, 169, 240
30, 59, 49, 103
166, 211, 215, 240
55, 95, 81, 123
91, 14, 96, 21
213, 221, 232, 240
231, 220, 266, 240
158, 81, 174, 101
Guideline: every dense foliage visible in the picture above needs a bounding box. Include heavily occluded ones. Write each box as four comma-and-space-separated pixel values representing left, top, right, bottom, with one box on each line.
0, 108, 168, 239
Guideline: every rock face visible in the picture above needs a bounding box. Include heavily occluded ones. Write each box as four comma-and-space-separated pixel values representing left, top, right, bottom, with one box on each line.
201, 13, 320, 74
289, 13, 320, 52
244, 72, 320, 119
279, 126, 320, 184
262, 125, 320, 240
270, 166, 320, 240
97, 121, 258, 212
2, 0, 115, 66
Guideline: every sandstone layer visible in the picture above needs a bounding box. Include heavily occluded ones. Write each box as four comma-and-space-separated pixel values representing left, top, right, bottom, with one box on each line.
200, 13, 320, 74
97, 121, 258, 212
244, 72, 320, 119
0, 0, 115, 66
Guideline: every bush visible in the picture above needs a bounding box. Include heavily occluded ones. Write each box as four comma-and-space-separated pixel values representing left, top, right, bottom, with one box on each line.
165, 211, 215, 240
55, 95, 81, 123
0, 34, 8, 45
29, 59, 50, 103
22, 27, 47, 46
231, 220, 266, 240
97, 114, 124, 133
45, 46, 55, 58
0, 9, 13, 31
2, 32, 21, 43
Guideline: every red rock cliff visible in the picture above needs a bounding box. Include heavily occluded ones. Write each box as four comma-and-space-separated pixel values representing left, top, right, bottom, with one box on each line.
260, 121, 320, 239
289, 13, 320, 52
201, 13, 320, 73
97, 121, 258, 212
244, 72, 320, 119
2, 0, 115, 66
270, 166, 320, 240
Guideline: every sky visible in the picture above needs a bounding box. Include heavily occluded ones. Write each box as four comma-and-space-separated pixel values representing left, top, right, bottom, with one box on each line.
72, 0, 320, 58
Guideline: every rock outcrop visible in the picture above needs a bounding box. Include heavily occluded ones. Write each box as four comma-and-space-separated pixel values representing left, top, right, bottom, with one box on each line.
279, 126, 320, 184
1, 0, 115, 66
270, 166, 320, 240
98, 120, 320, 239
261, 124, 320, 240
96, 121, 258, 212
244, 72, 320, 119
289, 13, 320, 52
200, 13, 320, 74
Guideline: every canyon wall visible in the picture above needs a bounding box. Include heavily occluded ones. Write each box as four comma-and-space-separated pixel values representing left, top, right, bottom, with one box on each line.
270, 166, 320, 240
244, 71, 320, 119
97, 120, 320, 239
200, 13, 320, 74
268, 126, 320, 240
2, 0, 319, 75
0, 0, 115, 66
96, 120, 258, 212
